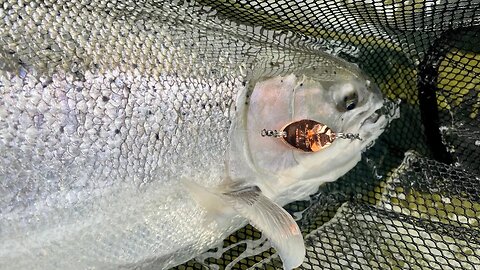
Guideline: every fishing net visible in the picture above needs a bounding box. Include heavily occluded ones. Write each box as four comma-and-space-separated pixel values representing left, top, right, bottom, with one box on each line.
1, 0, 479, 270
172, 0, 480, 269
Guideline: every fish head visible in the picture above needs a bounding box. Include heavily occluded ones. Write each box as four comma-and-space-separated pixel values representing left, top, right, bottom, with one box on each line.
239, 66, 398, 203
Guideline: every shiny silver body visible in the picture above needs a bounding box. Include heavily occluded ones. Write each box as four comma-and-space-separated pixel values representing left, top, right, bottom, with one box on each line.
0, 1, 394, 269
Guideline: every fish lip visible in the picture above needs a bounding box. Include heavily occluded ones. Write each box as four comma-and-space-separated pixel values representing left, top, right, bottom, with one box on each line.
362, 108, 381, 126
357, 98, 400, 142
356, 104, 382, 129
360, 97, 398, 127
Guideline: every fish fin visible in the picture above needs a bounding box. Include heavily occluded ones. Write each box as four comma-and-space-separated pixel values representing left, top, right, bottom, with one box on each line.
222, 185, 305, 270
181, 180, 234, 226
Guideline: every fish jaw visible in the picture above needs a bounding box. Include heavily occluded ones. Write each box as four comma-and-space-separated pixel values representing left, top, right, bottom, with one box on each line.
237, 68, 394, 203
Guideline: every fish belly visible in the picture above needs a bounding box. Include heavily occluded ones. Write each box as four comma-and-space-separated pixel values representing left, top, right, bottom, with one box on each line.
0, 65, 246, 269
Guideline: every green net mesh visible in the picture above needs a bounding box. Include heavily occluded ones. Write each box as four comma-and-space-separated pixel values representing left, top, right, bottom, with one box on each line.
173, 0, 480, 269
0, 0, 479, 269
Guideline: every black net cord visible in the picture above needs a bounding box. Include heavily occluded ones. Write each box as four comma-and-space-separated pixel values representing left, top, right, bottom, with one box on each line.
418, 29, 456, 165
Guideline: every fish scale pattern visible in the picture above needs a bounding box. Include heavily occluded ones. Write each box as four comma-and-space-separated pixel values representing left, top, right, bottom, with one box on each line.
0, 0, 479, 269
1, 1, 250, 268
176, 0, 480, 269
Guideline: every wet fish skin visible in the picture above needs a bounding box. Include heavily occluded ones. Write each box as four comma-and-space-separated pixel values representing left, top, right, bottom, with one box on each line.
0, 69, 241, 269
1, 1, 245, 268
0, 1, 394, 269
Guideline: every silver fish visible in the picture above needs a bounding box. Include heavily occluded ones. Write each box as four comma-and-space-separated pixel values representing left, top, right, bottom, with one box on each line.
0, 1, 397, 269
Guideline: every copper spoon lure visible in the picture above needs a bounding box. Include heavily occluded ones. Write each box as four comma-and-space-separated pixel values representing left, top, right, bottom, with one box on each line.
261, 119, 362, 152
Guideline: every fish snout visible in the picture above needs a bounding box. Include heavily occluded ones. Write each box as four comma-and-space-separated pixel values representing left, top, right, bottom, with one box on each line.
362, 107, 382, 126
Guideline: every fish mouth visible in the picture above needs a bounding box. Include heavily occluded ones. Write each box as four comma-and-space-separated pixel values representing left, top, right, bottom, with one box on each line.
362, 109, 381, 126
358, 98, 400, 143
364, 99, 400, 124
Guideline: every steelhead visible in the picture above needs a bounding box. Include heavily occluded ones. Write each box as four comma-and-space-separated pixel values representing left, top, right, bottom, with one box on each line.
0, 1, 398, 269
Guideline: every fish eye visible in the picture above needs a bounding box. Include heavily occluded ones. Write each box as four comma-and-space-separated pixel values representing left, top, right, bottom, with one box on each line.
344, 92, 358, 110
346, 101, 356, 110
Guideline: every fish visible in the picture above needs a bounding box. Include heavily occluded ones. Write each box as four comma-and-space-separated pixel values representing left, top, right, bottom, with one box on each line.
0, 1, 397, 270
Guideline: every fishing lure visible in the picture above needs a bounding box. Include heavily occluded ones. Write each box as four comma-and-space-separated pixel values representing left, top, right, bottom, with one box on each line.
261, 119, 362, 152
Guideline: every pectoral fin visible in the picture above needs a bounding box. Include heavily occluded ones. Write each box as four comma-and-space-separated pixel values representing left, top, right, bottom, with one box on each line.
222, 186, 305, 270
